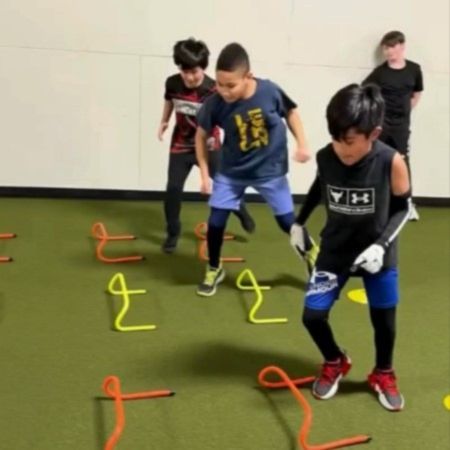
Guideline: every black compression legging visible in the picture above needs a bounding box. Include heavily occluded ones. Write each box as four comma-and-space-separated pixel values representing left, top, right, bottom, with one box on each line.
302, 306, 396, 369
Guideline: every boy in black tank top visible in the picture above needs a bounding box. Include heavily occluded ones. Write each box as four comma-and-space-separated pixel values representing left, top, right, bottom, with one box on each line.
291, 84, 411, 411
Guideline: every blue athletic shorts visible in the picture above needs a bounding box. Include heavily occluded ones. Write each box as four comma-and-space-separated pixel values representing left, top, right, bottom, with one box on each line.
304, 267, 399, 310
209, 174, 294, 216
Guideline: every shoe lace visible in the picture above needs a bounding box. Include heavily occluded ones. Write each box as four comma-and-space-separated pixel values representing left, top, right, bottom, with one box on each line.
377, 371, 399, 396
204, 269, 219, 286
319, 362, 342, 384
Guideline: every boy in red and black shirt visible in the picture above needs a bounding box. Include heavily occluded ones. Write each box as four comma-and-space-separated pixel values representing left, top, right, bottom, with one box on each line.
158, 38, 254, 253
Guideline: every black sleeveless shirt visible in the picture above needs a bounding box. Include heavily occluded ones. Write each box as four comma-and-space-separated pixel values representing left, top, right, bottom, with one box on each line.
316, 140, 397, 273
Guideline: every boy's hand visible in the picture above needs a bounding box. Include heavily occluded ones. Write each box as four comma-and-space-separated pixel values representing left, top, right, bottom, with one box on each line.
352, 244, 385, 274
290, 224, 319, 275
293, 147, 311, 163
200, 178, 212, 195
158, 122, 169, 141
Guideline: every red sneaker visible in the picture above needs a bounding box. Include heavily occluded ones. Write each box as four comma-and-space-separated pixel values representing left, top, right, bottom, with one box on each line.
368, 369, 405, 411
312, 354, 352, 400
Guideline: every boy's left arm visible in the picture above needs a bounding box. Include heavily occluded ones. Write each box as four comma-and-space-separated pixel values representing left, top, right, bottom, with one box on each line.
411, 65, 424, 109
352, 153, 411, 273
290, 175, 321, 274
286, 108, 311, 163
411, 91, 422, 109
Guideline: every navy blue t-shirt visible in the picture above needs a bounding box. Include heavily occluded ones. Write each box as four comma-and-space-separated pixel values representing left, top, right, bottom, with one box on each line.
197, 79, 297, 181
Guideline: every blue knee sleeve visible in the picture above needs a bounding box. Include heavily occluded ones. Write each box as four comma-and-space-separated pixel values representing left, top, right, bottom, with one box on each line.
275, 212, 295, 233
208, 207, 231, 228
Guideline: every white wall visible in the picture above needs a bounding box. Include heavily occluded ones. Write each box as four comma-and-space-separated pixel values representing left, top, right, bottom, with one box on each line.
0, 0, 449, 197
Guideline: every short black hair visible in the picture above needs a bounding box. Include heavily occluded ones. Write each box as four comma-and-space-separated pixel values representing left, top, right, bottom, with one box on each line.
380, 30, 405, 47
173, 38, 209, 70
326, 83, 385, 141
216, 43, 250, 72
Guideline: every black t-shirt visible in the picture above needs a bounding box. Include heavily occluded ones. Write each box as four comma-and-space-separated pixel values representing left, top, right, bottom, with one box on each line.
164, 74, 220, 153
364, 60, 423, 128
315, 141, 397, 273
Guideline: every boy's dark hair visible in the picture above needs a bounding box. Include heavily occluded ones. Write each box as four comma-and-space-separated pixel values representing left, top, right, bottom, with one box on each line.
173, 38, 209, 70
326, 83, 385, 141
216, 43, 250, 72
380, 30, 405, 47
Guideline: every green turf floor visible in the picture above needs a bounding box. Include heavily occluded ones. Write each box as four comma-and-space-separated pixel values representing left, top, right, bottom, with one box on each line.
0, 198, 449, 450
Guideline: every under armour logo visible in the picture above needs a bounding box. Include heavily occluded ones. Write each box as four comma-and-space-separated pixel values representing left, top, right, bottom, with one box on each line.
327, 185, 375, 215
330, 190, 344, 203
351, 193, 370, 204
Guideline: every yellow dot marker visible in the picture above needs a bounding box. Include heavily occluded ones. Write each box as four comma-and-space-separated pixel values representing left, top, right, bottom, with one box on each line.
444, 395, 450, 410
236, 269, 288, 324
107, 272, 156, 331
347, 289, 368, 305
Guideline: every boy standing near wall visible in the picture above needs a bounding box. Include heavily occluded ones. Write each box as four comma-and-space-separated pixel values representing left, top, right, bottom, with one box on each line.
364, 31, 423, 220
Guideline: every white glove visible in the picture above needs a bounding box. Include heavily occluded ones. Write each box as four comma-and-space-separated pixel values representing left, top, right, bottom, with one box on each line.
352, 244, 385, 274
290, 224, 319, 275
290, 224, 309, 255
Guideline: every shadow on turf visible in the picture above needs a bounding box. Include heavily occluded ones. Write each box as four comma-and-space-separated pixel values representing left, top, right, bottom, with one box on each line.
144, 340, 370, 398
158, 340, 318, 382
103, 291, 119, 331
0, 292, 5, 324
92, 397, 109, 450
259, 273, 308, 290
255, 387, 299, 450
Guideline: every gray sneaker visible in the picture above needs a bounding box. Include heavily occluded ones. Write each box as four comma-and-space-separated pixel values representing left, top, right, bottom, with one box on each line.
368, 369, 405, 411
162, 234, 179, 253
196, 266, 225, 297
312, 354, 352, 400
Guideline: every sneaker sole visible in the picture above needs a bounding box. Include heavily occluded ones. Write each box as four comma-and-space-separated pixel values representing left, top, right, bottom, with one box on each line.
196, 270, 226, 297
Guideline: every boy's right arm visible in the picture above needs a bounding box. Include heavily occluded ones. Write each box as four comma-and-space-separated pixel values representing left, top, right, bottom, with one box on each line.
195, 126, 211, 194
290, 175, 321, 274
294, 175, 321, 225
157, 100, 174, 141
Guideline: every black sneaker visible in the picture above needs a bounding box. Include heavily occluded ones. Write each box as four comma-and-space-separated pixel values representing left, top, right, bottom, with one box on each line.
237, 207, 256, 234
196, 265, 225, 297
162, 234, 179, 254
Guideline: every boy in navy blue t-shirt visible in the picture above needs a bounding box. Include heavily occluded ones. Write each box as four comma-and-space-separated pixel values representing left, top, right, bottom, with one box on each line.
195, 42, 311, 296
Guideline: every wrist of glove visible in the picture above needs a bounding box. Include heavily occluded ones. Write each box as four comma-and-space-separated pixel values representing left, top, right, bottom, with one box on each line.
352, 244, 385, 274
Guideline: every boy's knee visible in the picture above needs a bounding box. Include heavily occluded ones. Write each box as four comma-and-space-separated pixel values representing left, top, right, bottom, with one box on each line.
208, 207, 231, 228
166, 182, 183, 194
275, 212, 295, 233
